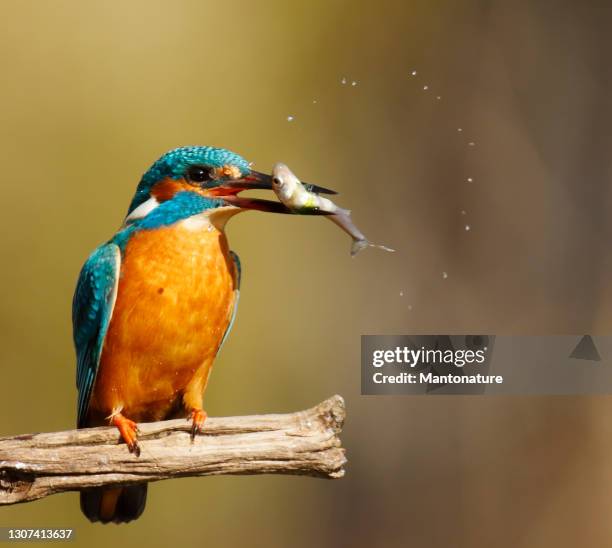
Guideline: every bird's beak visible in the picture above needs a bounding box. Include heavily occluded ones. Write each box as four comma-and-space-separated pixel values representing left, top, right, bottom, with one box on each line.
219, 170, 275, 193
212, 170, 337, 213
211, 171, 289, 213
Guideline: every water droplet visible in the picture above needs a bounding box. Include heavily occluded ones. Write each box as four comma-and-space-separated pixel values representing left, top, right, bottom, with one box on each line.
351, 80, 357, 86
457, 128, 463, 132
436, 95, 442, 100
465, 225, 471, 231
423, 85, 429, 91
399, 291, 404, 297
461, 210, 467, 215
287, 115, 294, 122
408, 304, 413, 311
468, 141, 475, 146
312, 99, 317, 104
467, 177, 473, 182
411, 70, 417, 76
341, 77, 347, 85
442, 271, 448, 279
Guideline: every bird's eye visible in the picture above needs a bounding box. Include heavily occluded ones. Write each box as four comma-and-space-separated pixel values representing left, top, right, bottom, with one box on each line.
186, 165, 212, 184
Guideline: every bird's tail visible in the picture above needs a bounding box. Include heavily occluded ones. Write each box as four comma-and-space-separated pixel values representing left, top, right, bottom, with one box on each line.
80, 485, 148, 524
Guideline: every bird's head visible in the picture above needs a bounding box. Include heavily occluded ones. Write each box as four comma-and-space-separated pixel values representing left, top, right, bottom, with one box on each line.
125, 145, 294, 224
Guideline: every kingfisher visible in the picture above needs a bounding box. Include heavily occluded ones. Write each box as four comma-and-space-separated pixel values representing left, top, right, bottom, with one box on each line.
72, 146, 334, 524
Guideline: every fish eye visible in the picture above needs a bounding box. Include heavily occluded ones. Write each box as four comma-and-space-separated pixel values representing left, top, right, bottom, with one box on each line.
186, 165, 212, 184
272, 177, 283, 186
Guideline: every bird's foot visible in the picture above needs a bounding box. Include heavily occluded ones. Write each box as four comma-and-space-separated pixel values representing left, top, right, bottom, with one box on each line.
111, 413, 140, 456
187, 408, 207, 440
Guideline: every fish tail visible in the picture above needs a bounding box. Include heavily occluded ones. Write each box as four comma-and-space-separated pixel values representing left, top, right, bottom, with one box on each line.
351, 239, 369, 256
374, 243, 395, 253
351, 240, 396, 256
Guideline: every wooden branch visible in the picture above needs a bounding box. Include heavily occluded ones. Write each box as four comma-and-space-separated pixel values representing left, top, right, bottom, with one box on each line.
0, 395, 346, 505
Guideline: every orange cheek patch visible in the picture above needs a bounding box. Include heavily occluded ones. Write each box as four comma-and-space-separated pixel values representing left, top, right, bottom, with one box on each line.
151, 178, 212, 201
151, 178, 189, 202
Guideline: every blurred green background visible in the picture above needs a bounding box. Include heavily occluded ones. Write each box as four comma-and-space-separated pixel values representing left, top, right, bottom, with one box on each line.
2, 1, 612, 546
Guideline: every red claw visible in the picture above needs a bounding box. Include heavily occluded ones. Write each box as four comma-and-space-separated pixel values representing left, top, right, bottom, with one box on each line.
188, 408, 207, 439
111, 413, 140, 456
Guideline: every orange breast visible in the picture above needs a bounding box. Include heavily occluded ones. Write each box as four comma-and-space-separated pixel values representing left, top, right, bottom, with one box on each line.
89, 220, 237, 422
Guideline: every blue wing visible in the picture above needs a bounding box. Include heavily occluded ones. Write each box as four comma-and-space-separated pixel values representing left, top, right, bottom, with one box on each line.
218, 251, 241, 352
72, 243, 121, 427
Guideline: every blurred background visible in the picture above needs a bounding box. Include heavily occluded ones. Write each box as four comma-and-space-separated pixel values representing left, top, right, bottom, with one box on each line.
1, 0, 612, 546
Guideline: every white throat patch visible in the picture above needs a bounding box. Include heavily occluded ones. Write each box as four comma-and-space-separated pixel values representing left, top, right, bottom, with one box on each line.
181, 206, 242, 232
123, 197, 160, 227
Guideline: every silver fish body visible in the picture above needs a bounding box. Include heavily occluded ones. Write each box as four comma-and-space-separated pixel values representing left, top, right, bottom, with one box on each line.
271, 163, 338, 213
271, 163, 394, 256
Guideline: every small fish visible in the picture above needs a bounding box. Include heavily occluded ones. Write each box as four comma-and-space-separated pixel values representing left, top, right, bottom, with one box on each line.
271, 163, 395, 256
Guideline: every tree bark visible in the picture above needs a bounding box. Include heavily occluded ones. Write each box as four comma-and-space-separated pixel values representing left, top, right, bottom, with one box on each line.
0, 395, 346, 505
